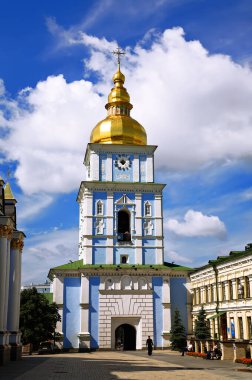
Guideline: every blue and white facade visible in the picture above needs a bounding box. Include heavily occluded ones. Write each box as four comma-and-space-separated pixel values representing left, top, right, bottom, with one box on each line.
50, 68, 192, 351
78, 143, 164, 266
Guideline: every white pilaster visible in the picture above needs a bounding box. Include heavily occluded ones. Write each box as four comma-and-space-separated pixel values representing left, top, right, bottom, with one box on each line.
106, 154, 112, 181
133, 155, 139, 182
146, 155, 154, 182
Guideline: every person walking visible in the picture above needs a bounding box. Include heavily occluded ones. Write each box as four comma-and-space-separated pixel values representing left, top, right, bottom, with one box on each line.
146, 336, 154, 356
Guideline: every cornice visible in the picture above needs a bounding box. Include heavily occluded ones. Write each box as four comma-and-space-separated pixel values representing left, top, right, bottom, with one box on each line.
99, 289, 153, 295
84, 143, 158, 165
77, 181, 165, 201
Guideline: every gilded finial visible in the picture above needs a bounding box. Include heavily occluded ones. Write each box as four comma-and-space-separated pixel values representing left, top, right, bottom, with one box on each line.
112, 46, 125, 69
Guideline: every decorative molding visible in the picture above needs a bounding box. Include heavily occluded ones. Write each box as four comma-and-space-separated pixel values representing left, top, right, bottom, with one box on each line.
162, 302, 171, 309
80, 303, 89, 309
0, 223, 13, 239
99, 289, 153, 295
11, 238, 24, 251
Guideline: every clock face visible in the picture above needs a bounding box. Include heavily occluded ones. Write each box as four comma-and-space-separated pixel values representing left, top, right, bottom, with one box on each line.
115, 155, 131, 171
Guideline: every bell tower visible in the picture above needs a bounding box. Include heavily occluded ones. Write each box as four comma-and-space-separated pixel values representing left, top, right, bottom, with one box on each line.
77, 50, 165, 266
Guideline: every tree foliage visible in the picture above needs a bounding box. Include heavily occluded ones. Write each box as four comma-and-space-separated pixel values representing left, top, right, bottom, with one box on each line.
194, 306, 211, 340
170, 308, 187, 350
20, 287, 61, 349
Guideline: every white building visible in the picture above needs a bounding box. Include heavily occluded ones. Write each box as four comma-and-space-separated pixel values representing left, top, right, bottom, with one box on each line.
0, 179, 25, 364
190, 244, 252, 360
49, 64, 192, 351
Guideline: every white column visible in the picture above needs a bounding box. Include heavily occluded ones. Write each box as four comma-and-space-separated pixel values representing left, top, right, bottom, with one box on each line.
79, 275, 90, 350
83, 189, 93, 264
135, 193, 142, 264
8, 234, 24, 344
53, 276, 64, 334
106, 192, 114, 264
0, 222, 13, 347
231, 279, 238, 300
162, 278, 171, 337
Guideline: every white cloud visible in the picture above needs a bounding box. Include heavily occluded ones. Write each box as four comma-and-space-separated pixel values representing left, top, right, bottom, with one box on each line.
240, 188, 252, 201
17, 193, 53, 222
1, 28, 252, 197
22, 228, 78, 284
165, 250, 193, 264
165, 209, 226, 238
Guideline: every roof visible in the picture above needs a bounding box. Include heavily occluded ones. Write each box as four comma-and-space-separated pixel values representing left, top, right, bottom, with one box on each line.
4, 182, 16, 201
191, 243, 252, 274
48, 260, 192, 280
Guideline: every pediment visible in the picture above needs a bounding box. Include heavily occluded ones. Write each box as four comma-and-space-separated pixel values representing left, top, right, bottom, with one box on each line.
115, 194, 134, 205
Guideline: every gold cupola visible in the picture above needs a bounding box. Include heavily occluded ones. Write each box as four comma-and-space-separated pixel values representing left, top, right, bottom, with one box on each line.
90, 66, 147, 145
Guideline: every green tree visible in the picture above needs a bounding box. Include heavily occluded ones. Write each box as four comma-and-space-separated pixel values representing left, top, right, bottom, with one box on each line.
194, 306, 211, 340
20, 287, 61, 349
170, 308, 187, 350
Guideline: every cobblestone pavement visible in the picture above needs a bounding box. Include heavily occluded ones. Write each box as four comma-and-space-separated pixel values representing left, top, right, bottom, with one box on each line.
0, 351, 252, 380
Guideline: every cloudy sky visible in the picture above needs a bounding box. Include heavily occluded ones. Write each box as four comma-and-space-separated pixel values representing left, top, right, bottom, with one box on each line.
1, 0, 252, 284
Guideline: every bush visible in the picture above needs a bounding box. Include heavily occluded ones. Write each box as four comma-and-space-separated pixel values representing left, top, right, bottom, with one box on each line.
235, 358, 252, 366
186, 352, 207, 359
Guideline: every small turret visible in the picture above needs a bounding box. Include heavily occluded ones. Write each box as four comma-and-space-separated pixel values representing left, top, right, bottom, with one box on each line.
4, 182, 17, 228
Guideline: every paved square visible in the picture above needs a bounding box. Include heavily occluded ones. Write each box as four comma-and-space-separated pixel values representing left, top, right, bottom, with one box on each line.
0, 351, 252, 380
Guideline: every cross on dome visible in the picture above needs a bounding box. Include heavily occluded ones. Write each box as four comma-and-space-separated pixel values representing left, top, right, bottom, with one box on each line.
112, 46, 125, 68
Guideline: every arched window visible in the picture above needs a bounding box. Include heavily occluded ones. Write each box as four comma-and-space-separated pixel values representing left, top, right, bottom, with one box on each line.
117, 209, 131, 241
121, 255, 128, 264
97, 200, 103, 215
144, 201, 151, 216
138, 278, 147, 290
105, 278, 114, 290
121, 276, 132, 290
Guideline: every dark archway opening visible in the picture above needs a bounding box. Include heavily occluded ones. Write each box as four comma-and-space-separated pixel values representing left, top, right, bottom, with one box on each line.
115, 324, 136, 350
117, 210, 131, 241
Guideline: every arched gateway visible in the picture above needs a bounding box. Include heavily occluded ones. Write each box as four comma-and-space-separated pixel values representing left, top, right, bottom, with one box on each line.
115, 324, 136, 350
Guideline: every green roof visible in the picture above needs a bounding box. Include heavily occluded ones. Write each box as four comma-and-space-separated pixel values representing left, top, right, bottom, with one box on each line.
192, 244, 252, 273
49, 260, 192, 273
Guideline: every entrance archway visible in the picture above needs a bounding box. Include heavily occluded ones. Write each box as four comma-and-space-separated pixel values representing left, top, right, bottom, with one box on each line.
115, 324, 136, 350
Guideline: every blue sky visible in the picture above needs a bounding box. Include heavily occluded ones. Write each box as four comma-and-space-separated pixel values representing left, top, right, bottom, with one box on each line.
1, 0, 252, 284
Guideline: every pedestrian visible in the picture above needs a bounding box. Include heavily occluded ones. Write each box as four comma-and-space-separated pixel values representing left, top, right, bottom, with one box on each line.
187, 342, 193, 352
146, 336, 153, 356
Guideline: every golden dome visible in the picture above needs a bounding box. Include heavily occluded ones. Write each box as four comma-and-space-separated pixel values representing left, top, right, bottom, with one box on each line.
90, 68, 147, 145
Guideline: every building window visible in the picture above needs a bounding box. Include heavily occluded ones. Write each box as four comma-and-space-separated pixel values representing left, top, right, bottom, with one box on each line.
230, 317, 235, 338
117, 209, 131, 241
247, 317, 252, 339
238, 317, 244, 339
144, 201, 151, 216
138, 278, 147, 290
121, 255, 128, 264
222, 282, 227, 301
96, 200, 103, 215
105, 278, 113, 290
245, 276, 250, 298
229, 280, 233, 300
238, 279, 244, 299
205, 286, 208, 303
121, 276, 132, 290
